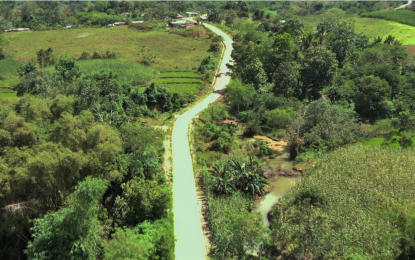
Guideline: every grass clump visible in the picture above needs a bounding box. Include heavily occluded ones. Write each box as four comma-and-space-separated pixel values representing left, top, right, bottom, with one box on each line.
270, 145, 415, 259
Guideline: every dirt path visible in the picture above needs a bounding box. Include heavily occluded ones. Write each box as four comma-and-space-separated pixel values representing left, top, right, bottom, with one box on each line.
172, 23, 233, 260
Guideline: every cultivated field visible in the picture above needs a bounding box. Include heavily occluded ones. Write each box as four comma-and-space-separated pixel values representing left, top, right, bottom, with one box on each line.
301, 8, 415, 45
154, 70, 205, 93
3, 26, 210, 69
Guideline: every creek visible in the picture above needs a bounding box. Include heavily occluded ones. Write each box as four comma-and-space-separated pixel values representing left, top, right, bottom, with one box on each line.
252, 136, 301, 227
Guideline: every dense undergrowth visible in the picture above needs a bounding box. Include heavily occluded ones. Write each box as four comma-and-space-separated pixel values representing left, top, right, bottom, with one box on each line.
269, 145, 415, 259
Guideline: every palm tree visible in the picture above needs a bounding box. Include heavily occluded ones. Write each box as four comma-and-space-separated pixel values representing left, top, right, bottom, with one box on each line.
209, 164, 236, 195
317, 24, 328, 45
301, 32, 316, 51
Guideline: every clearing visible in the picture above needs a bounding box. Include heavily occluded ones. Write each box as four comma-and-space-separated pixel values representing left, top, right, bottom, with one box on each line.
3, 26, 210, 69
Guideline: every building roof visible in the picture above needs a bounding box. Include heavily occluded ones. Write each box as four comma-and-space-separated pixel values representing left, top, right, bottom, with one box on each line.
132, 21, 144, 24
279, 20, 286, 23
186, 12, 199, 14
170, 20, 187, 24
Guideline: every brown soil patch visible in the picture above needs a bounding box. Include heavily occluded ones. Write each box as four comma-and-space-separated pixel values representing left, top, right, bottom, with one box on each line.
76, 34, 90, 39
404, 45, 415, 55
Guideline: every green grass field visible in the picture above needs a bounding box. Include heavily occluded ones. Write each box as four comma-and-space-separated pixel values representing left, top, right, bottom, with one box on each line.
77, 60, 157, 85
0, 58, 21, 79
158, 71, 201, 78
156, 78, 201, 84
301, 8, 415, 45
3, 26, 210, 69
153, 70, 205, 93
360, 136, 415, 147
164, 84, 201, 93
361, 10, 415, 27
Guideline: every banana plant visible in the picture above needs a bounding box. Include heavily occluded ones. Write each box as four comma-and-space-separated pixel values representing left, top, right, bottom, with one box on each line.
209, 164, 236, 195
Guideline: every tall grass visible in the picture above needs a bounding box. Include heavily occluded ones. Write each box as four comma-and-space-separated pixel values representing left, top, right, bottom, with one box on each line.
361, 10, 415, 27
0, 58, 21, 79
77, 59, 158, 85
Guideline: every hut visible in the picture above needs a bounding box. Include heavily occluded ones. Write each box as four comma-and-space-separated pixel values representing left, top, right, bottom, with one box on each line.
132, 21, 144, 24
169, 20, 187, 28
114, 22, 125, 26
186, 12, 199, 17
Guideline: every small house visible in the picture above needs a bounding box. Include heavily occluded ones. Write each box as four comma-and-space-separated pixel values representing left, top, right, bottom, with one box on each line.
132, 21, 144, 24
279, 20, 286, 24
15, 28, 30, 32
169, 20, 187, 28
107, 24, 114, 27
176, 14, 183, 19
186, 12, 199, 17
4, 29, 13, 32
114, 22, 125, 26
200, 16, 208, 21
65, 25, 72, 29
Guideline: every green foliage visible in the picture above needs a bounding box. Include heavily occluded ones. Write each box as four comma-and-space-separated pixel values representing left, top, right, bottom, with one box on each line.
224, 80, 257, 116
36, 48, 54, 69
54, 57, 81, 82
270, 145, 415, 259
104, 216, 174, 260
354, 75, 392, 120
297, 99, 357, 151
17, 62, 37, 77
115, 178, 172, 226
300, 46, 338, 100
27, 177, 107, 260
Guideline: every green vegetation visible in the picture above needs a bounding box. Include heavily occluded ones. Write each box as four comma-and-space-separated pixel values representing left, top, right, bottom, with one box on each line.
0, 58, 21, 79
76, 59, 157, 86
158, 71, 201, 78
270, 145, 415, 259
156, 77, 201, 84
3, 27, 210, 69
300, 9, 415, 45
0, 56, 196, 258
361, 10, 415, 27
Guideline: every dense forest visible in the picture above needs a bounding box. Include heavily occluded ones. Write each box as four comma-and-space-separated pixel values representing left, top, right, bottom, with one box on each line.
1, 1, 415, 260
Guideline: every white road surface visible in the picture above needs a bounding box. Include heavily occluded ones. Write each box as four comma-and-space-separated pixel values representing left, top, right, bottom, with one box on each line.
396, 0, 412, 9
172, 23, 233, 260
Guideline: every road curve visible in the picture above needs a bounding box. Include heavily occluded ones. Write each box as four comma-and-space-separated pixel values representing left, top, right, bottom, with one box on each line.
396, 0, 412, 9
172, 23, 233, 260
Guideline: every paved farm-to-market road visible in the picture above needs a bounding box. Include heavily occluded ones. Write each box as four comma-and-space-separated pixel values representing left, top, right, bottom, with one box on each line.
172, 23, 233, 260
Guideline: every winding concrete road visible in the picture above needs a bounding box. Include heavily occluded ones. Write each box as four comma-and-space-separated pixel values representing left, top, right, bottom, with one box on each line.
172, 23, 233, 260
396, 0, 412, 9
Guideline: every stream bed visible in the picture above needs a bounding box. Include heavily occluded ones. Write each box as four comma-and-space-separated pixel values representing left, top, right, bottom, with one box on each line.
252, 135, 301, 226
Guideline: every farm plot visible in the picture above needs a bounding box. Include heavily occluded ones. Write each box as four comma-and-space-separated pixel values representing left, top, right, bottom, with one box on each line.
155, 70, 206, 93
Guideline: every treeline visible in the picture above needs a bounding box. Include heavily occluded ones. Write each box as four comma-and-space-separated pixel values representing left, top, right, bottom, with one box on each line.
0, 55, 200, 258
226, 17, 415, 156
